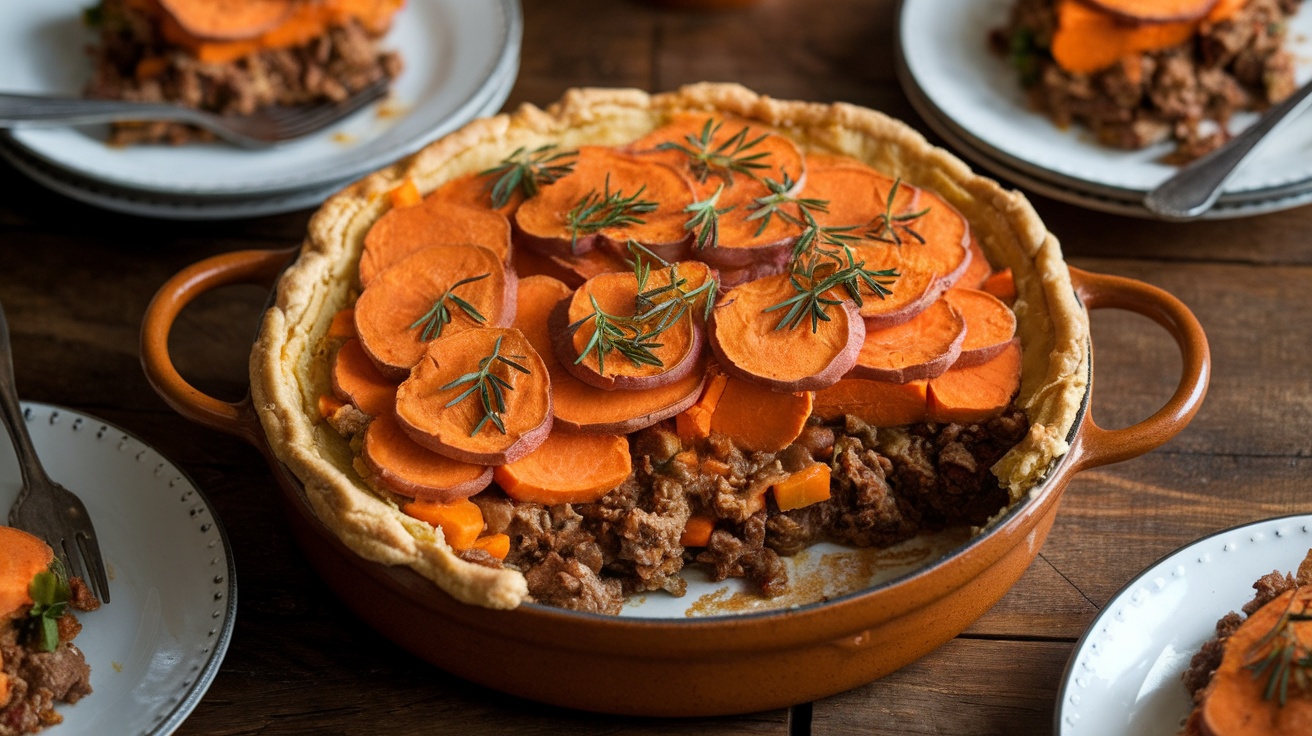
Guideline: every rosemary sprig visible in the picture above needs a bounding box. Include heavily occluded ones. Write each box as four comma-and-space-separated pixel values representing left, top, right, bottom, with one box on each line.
25, 560, 70, 653
744, 173, 827, 237
656, 118, 771, 186
480, 144, 578, 208
441, 335, 531, 437
565, 175, 657, 253
764, 250, 897, 332
790, 208, 860, 262
409, 274, 490, 342
683, 183, 734, 250
866, 178, 930, 246
1245, 598, 1312, 706
569, 295, 666, 376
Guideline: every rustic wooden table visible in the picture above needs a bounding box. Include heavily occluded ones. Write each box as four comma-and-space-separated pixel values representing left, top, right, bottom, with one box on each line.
1, 0, 1306, 733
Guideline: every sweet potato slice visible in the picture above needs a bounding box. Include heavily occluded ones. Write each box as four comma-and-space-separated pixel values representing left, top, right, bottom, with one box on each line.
901, 186, 972, 291
362, 413, 494, 502
1080, 0, 1219, 24
354, 244, 515, 380
806, 163, 919, 229
157, 0, 293, 41
550, 264, 710, 390
1052, 0, 1198, 74
926, 341, 1022, 424
943, 288, 1018, 368
513, 146, 695, 261
360, 200, 513, 286
709, 375, 813, 452
981, 268, 1017, 306
430, 170, 524, 217
709, 273, 865, 392
813, 378, 929, 427
849, 297, 965, 383
628, 113, 808, 205
327, 307, 356, 339
0, 526, 53, 618
844, 242, 942, 331
960, 235, 992, 291
332, 338, 399, 417
1197, 586, 1312, 736
493, 430, 633, 504
395, 327, 552, 465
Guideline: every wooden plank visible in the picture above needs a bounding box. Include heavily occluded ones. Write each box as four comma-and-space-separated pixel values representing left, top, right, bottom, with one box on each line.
810, 639, 1069, 735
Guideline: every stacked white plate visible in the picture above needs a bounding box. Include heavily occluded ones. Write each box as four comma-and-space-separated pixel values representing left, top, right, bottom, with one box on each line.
0, 0, 522, 219
895, 0, 1312, 219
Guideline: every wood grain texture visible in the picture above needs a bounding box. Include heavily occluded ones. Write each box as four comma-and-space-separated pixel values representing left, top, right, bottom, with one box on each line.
0, 0, 1308, 733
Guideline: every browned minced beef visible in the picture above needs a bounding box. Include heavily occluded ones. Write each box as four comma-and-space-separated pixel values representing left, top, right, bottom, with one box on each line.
475, 409, 1029, 614
83, 0, 402, 145
0, 578, 99, 736
995, 0, 1302, 161
1186, 558, 1306, 708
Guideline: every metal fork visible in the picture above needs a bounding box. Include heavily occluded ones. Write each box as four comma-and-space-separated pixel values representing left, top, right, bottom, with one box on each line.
0, 303, 110, 603
0, 77, 390, 149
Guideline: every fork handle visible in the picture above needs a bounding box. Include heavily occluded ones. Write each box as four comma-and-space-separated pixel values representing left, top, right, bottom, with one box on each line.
0, 93, 203, 127
0, 303, 56, 491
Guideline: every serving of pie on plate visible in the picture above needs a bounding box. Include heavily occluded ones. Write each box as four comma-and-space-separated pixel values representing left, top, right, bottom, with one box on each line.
248, 82, 1091, 614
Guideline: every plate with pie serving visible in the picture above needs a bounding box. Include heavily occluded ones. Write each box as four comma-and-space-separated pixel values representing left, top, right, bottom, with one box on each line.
1057, 514, 1312, 736
0, 403, 235, 735
896, 0, 1312, 206
0, 0, 521, 199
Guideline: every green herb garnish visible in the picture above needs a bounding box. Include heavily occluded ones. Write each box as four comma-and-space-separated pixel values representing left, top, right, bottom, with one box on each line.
565, 176, 658, 253
480, 144, 578, 208
866, 179, 929, 246
409, 274, 490, 342
441, 335, 531, 437
1246, 598, 1312, 706
27, 560, 71, 653
682, 184, 734, 250
656, 118, 771, 186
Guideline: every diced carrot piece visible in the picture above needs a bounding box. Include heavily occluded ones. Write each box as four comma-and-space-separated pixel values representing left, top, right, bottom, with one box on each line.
981, 268, 1017, 306
401, 497, 486, 550
680, 515, 716, 547
388, 178, 422, 209
772, 463, 832, 512
675, 371, 729, 441
327, 307, 356, 339
960, 235, 992, 290
470, 533, 511, 561
317, 394, 346, 420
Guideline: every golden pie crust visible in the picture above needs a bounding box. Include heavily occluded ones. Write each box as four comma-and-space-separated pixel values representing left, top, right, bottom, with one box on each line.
249, 83, 1090, 611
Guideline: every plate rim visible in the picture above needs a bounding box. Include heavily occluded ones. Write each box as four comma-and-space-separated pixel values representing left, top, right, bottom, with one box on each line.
1053, 511, 1312, 736
9, 401, 238, 735
0, 0, 523, 197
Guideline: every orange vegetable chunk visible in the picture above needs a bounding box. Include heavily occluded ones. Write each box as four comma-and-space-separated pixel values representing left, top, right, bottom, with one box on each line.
1051, 0, 1199, 74
772, 463, 832, 512
1195, 586, 1312, 736
960, 235, 992, 290
387, 178, 422, 209
514, 146, 695, 260
354, 244, 514, 380
981, 268, 1017, 306
332, 338, 399, 417
1081, 0, 1220, 24
327, 307, 355, 338
360, 200, 513, 286
363, 413, 494, 502
0, 526, 54, 618
943, 288, 1018, 368
395, 327, 552, 465
429, 170, 523, 216
679, 515, 717, 548
710, 375, 813, 453
493, 430, 632, 504
470, 533, 511, 561
845, 242, 944, 330
926, 341, 1022, 424
814, 378, 928, 427
675, 371, 730, 441
850, 297, 965, 383
401, 497, 486, 550
709, 273, 864, 392
157, 0, 292, 41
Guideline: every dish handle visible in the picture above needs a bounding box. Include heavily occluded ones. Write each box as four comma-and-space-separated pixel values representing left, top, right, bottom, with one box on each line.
1067, 267, 1210, 471
140, 248, 296, 446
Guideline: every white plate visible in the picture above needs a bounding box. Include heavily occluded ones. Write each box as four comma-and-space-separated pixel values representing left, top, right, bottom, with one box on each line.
0, 403, 235, 735
898, 0, 1312, 198
900, 67, 1312, 220
1056, 514, 1312, 735
0, 57, 517, 220
0, 0, 521, 196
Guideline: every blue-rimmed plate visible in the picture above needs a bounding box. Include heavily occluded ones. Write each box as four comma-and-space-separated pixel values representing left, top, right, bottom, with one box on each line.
0, 403, 235, 735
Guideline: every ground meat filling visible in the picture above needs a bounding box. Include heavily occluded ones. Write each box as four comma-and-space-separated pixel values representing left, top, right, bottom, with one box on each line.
995, 0, 1303, 160
1, 578, 99, 736
84, 0, 402, 145
480, 409, 1029, 614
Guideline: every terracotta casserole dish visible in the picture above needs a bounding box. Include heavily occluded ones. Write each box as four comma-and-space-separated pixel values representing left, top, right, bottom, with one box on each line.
140, 84, 1210, 717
